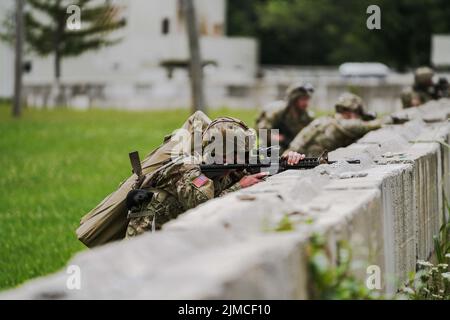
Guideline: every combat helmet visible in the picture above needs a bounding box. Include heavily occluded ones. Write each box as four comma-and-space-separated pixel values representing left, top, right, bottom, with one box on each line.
202, 117, 256, 164
414, 67, 434, 85
285, 82, 314, 107
335, 92, 365, 116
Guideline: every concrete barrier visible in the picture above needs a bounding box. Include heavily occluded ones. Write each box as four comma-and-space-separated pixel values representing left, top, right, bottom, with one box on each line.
2, 99, 450, 299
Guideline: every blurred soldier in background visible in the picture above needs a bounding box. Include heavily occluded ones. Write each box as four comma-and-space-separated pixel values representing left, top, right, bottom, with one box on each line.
284, 93, 389, 156
435, 77, 449, 99
256, 83, 315, 153
126, 117, 305, 238
401, 67, 448, 108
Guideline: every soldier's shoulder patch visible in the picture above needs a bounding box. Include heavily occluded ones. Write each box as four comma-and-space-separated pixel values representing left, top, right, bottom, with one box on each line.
192, 174, 209, 188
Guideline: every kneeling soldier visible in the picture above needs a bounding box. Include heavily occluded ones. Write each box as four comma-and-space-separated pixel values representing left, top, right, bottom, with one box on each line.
256, 83, 315, 154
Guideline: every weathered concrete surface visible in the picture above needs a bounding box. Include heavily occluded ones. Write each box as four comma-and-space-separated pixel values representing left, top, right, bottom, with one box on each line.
2, 100, 450, 299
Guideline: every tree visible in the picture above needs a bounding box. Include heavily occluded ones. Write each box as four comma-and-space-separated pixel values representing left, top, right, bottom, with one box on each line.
13, 0, 25, 118
183, 0, 206, 113
227, 0, 450, 70
2, 0, 126, 105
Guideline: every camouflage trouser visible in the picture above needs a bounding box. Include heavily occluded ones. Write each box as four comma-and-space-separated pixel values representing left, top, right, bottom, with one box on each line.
125, 191, 183, 238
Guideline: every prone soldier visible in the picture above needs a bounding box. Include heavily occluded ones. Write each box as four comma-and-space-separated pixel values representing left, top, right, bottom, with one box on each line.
284, 93, 389, 156
126, 117, 305, 238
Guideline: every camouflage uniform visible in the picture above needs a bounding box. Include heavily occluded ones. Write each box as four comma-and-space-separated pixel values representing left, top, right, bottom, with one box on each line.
256, 83, 314, 152
286, 116, 382, 156
401, 67, 436, 109
126, 117, 255, 238
286, 93, 383, 156
126, 159, 244, 237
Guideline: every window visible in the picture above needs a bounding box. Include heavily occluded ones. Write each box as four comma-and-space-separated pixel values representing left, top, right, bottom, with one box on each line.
213, 23, 223, 36
135, 83, 152, 95
162, 18, 170, 35
277, 85, 288, 99
227, 86, 250, 98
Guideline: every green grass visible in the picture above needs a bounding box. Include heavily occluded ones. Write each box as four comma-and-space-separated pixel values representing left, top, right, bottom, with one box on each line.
0, 105, 258, 290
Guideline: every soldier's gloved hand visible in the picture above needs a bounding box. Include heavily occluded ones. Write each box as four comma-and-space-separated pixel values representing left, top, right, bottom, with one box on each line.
281, 151, 306, 165
239, 172, 269, 188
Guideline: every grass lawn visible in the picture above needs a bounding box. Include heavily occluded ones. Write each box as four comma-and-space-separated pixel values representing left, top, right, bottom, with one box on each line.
0, 104, 258, 291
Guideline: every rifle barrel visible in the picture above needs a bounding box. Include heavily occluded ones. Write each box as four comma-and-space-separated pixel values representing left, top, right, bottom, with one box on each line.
328, 160, 361, 164
199, 159, 360, 172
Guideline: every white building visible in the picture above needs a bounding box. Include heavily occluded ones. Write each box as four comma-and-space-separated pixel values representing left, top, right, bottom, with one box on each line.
0, 0, 14, 98
0, 0, 258, 108
432, 34, 450, 68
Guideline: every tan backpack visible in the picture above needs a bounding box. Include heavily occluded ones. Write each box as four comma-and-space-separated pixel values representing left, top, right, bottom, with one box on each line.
76, 111, 212, 248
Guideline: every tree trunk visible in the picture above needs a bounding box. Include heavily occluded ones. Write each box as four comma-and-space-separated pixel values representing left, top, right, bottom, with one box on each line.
12, 0, 24, 118
53, 46, 65, 107
52, 20, 64, 108
55, 50, 61, 81
184, 0, 206, 114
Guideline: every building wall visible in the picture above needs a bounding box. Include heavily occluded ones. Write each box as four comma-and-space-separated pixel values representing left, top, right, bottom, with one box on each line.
0, 40, 13, 99
432, 34, 450, 67
0, 0, 14, 98
22, 0, 239, 81
18, 0, 257, 108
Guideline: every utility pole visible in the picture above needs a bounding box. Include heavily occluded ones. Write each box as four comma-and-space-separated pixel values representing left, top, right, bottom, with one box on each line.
13, 0, 24, 118
183, 0, 206, 113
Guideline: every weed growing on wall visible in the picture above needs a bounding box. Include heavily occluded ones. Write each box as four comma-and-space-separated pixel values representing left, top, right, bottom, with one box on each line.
399, 259, 450, 300
306, 235, 381, 300
399, 199, 450, 300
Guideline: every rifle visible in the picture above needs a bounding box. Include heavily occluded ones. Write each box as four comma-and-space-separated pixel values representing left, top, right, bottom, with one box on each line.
199, 151, 360, 176
127, 151, 152, 213
129, 151, 145, 186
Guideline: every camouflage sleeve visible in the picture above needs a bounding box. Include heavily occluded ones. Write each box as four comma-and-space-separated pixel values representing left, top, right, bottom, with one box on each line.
341, 119, 382, 137
401, 91, 413, 109
401, 90, 423, 109
215, 171, 244, 197
256, 107, 284, 130
286, 129, 308, 154
218, 181, 242, 197
175, 167, 215, 211
256, 111, 272, 130
286, 118, 322, 154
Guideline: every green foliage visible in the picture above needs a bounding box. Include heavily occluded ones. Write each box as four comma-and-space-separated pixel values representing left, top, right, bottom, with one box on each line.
307, 235, 379, 299
306, 202, 450, 300
25, 0, 125, 56
399, 260, 450, 300
1, 0, 126, 78
274, 214, 295, 232
0, 104, 258, 290
228, 0, 450, 70
431, 196, 450, 264
399, 202, 450, 299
